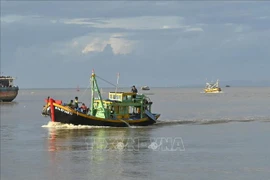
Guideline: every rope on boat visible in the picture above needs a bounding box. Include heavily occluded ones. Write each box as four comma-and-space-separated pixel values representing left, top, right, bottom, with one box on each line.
119, 119, 131, 127
79, 83, 91, 100
78, 74, 117, 108
96, 75, 117, 87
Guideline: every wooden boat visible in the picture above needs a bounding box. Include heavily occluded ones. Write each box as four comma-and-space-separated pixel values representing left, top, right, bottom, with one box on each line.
204, 79, 222, 93
42, 71, 160, 127
141, 86, 150, 90
0, 76, 19, 102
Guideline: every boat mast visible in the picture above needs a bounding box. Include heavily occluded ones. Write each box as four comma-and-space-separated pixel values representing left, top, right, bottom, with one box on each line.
115, 72, 120, 94
90, 70, 107, 118
90, 71, 95, 115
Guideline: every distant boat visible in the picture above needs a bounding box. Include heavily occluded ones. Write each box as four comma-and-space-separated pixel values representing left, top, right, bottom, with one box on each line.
76, 85, 80, 92
0, 76, 19, 102
225, 85, 230, 87
204, 79, 222, 93
141, 86, 150, 90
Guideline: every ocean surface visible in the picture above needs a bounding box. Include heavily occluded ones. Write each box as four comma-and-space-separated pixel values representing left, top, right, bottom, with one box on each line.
1, 87, 270, 180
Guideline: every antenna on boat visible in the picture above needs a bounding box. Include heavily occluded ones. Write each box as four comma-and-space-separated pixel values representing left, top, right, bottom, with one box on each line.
115, 72, 120, 93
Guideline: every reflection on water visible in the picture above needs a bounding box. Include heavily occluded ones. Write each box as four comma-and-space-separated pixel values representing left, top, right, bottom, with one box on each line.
47, 128, 92, 152
0, 101, 18, 113
46, 125, 153, 152
45, 125, 157, 179
0, 101, 18, 106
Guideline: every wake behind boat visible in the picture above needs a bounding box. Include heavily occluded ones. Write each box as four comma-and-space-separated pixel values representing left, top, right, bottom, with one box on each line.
41, 71, 160, 127
204, 79, 222, 93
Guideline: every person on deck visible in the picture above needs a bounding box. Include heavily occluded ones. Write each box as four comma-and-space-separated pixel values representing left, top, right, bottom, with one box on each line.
67, 100, 74, 108
74, 97, 80, 109
131, 85, 138, 94
131, 85, 138, 100
80, 103, 88, 113
131, 85, 138, 113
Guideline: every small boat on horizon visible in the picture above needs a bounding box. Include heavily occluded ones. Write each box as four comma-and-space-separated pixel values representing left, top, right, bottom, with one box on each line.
41, 71, 160, 127
141, 86, 150, 90
204, 79, 222, 93
0, 76, 19, 102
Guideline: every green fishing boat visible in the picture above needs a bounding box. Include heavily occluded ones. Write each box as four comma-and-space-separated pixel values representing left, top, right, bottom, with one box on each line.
42, 71, 160, 127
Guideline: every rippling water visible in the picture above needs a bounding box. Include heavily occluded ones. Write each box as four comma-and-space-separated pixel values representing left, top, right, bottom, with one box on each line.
1, 87, 270, 180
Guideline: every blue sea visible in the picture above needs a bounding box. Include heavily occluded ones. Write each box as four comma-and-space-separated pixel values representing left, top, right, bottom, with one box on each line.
1, 87, 270, 180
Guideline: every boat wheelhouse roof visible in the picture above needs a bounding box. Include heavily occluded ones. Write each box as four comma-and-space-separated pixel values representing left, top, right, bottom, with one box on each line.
107, 92, 140, 102
0, 76, 15, 80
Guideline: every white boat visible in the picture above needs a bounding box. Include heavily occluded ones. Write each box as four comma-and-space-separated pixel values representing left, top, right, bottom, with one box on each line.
141, 86, 150, 90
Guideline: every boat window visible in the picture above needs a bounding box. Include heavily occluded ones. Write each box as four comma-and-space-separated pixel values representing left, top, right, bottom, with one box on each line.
111, 94, 121, 100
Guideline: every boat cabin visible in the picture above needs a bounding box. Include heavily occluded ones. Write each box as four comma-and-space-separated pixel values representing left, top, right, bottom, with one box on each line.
0, 76, 16, 87
92, 91, 152, 119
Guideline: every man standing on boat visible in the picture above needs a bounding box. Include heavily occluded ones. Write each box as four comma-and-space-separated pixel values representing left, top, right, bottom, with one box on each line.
131, 85, 138, 99
74, 97, 80, 109
131, 85, 138, 94
131, 85, 138, 113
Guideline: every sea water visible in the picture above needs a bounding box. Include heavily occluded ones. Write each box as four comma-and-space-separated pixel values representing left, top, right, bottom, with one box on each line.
1, 87, 270, 180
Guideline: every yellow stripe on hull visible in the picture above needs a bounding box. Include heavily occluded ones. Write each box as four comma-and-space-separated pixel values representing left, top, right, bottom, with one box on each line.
204, 88, 222, 93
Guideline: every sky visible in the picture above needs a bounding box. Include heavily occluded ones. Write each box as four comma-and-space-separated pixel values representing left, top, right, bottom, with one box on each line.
1, 1, 270, 88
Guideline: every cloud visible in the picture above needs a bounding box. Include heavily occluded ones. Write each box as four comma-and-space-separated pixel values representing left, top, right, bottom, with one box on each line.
82, 38, 107, 54
255, 16, 269, 20
161, 25, 171, 29
2, 1, 270, 88
49, 33, 137, 57
0, 14, 41, 24
62, 18, 96, 25
58, 16, 207, 39
108, 34, 136, 55
72, 41, 78, 47
82, 34, 137, 55
0, 15, 25, 23
234, 24, 251, 33
184, 27, 204, 32
62, 16, 186, 30
50, 19, 58, 24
